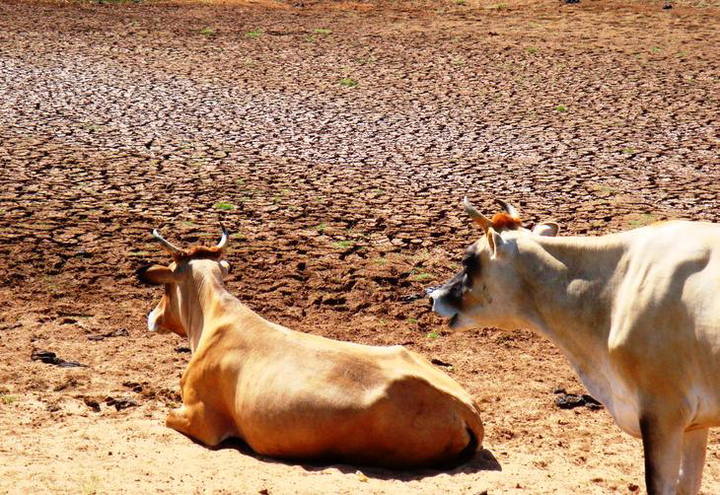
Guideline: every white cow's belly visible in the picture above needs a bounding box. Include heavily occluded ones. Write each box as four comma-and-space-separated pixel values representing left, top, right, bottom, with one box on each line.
576, 367, 642, 437
578, 369, 720, 436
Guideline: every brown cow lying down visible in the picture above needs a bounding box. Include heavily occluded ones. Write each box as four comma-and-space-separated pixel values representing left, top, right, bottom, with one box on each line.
137, 228, 483, 469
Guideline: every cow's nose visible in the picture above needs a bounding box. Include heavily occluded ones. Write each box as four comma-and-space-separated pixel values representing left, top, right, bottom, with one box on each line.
425, 285, 441, 296
426, 286, 442, 309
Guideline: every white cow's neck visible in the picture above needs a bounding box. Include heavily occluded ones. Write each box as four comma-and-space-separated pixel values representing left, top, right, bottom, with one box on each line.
516, 233, 630, 381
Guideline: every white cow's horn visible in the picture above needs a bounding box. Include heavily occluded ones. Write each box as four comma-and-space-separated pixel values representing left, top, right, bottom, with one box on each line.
216, 224, 229, 250
152, 229, 184, 255
495, 198, 520, 219
463, 197, 492, 231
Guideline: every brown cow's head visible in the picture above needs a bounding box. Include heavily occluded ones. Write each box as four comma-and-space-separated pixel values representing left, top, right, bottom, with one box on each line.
429, 198, 559, 331
136, 227, 231, 338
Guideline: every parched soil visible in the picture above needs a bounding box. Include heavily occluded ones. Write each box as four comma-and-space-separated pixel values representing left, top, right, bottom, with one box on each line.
1, 0, 719, 493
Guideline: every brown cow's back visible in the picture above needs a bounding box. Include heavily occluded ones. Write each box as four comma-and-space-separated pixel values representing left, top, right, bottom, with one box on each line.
181, 308, 483, 468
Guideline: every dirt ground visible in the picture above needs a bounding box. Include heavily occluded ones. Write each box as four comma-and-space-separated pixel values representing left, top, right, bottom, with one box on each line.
0, 0, 719, 493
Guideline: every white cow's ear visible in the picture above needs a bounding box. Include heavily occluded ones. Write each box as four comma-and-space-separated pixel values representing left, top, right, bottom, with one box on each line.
533, 222, 560, 237
487, 228, 506, 258
219, 260, 231, 276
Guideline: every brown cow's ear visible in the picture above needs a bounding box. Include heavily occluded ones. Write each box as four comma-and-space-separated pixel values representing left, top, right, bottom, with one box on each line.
136, 264, 180, 286
533, 222, 560, 237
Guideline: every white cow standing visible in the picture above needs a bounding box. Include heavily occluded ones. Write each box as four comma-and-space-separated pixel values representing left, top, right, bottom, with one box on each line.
430, 198, 720, 495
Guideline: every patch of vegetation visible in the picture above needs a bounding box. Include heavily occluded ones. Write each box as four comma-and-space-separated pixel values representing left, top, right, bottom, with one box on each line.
355, 56, 377, 65
488, 2, 509, 9
589, 183, 618, 197
526, 46, 539, 54
621, 147, 636, 154
199, 27, 216, 37
314, 222, 328, 233
651, 46, 662, 53
0, 393, 17, 405
213, 201, 236, 211
313, 28, 332, 35
80, 475, 102, 495
455, 0, 467, 5
332, 240, 354, 249
627, 213, 658, 229
83, 123, 103, 133
230, 233, 246, 241
411, 272, 434, 282
127, 250, 152, 257
426, 331, 441, 339
450, 57, 465, 66
246, 28, 264, 39
406, 318, 418, 324
555, 104, 568, 112
339, 77, 359, 88
373, 257, 388, 265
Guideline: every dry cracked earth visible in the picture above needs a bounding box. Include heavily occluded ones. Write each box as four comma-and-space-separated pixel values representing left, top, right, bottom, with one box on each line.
0, 0, 719, 493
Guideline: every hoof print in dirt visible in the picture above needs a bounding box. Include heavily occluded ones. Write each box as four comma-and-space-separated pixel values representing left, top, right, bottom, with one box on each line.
554, 389, 603, 410
31, 350, 86, 368
105, 396, 138, 411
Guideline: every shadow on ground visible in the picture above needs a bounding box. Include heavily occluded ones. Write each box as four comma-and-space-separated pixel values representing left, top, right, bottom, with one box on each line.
215, 437, 501, 480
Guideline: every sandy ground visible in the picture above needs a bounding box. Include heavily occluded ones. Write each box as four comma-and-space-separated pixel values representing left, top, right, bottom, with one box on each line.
1, 0, 719, 493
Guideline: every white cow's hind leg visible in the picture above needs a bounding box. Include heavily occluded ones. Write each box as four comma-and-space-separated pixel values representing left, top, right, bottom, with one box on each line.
677, 428, 708, 495
640, 414, 684, 495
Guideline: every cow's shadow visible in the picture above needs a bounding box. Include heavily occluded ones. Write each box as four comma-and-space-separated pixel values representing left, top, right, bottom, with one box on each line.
214, 438, 501, 481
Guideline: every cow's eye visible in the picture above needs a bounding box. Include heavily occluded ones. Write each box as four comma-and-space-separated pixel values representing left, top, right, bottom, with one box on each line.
462, 254, 478, 274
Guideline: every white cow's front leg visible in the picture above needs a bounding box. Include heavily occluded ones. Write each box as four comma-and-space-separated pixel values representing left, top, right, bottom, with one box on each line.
640, 414, 684, 495
677, 428, 708, 495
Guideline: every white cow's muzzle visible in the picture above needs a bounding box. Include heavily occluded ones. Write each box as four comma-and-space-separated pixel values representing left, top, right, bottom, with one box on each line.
428, 288, 458, 318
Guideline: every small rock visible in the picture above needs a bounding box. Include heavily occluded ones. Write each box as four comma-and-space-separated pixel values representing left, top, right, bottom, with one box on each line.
31, 350, 86, 368
355, 470, 368, 482
555, 392, 604, 410
122, 381, 144, 393
555, 393, 586, 409
84, 398, 101, 413
112, 399, 138, 411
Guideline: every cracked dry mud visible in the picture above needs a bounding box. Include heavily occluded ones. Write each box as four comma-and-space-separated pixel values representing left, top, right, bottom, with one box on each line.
0, 0, 718, 493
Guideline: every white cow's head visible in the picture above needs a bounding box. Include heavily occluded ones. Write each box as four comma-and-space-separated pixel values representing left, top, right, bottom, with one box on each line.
136, 227, 231, 338
429, 198, 559, 331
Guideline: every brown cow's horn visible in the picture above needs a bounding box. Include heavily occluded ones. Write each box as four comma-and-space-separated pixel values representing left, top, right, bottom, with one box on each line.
495, 199, 520, 219
152, 229, 184, 255
216, 225, 229, 250
463, 197, 492, 231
